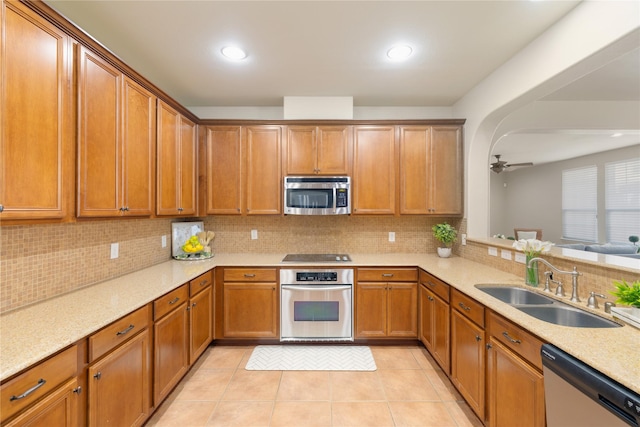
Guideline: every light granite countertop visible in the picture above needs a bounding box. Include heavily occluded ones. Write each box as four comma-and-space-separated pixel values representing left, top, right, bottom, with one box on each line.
1, 253, 638, 394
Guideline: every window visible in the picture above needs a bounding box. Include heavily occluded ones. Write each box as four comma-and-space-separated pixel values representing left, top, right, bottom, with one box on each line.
605, 158, 640, 244
562, 166, 597, 242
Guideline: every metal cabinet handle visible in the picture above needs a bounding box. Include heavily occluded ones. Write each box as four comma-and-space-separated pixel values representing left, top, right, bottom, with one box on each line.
382, 273, 394, 277
244, 274, 256, 278
427, 295, 434, 302
199, 280, 208, 287
10, 379, 46, 401
116, 324, 134, 336
169, 297, 180, 305
73, 387, 82, 394
192, 303, 197, 308
502, 331, 521, 344
475, 335, 482, 342
93, 372, 102, 380
427, 281, 437, 287
458, 302, 471, 311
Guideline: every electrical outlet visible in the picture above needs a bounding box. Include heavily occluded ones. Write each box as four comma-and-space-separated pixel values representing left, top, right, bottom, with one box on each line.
110, 243, 119, 259
501, 249, 512, 260
161, 235, 167, 248
251, 229, 258, 240
389, 232, 395, 242
461, 233, 467, 246
515, 253, 527, 264
488, 247, 498, 257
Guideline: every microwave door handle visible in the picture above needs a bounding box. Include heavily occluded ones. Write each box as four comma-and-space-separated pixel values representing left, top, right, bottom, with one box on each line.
333, 188, 337, 213
281, 285, 352, 292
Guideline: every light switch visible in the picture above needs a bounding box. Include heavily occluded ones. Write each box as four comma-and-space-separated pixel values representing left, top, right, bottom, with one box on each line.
488, 247, 498, 257
389, 232, 395, 242
161, 235, 167, 248
501, 249, 512, 260
251, 229, 258, 240
515, 253, 527, 264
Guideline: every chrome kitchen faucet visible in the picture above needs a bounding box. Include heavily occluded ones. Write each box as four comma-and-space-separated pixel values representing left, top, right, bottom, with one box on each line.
527, 258, 582, 302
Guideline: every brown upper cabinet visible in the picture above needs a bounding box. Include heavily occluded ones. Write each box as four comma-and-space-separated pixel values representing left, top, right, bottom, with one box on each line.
205, 126, 242, 214
206, 125, 282, 215
352, 125, 396, 214
284, 125, 351, 175
399, 125, 463, 215
0, 1, 75, 221
77, 47, 156, 217
156, 100, 197, 216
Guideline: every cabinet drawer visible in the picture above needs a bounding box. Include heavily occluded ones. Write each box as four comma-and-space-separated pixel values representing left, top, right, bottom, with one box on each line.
488, 311, 544, 371
154, 284, 189, 320
358, 268, 418, 282
419, 270, 450, 303
451, 289, 485, 327
223, 268, 277, 282
1, 345, 78, 422
190, 270, 213, 297
89, 304, 150, 362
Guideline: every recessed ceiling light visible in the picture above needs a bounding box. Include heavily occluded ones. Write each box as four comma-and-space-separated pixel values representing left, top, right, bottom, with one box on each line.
221, 46, 247, 61
611, 132, 623, 138
387, 45, 413, 60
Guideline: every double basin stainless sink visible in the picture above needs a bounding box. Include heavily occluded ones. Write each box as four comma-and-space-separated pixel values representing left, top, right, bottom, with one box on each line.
475, 285, 621, 328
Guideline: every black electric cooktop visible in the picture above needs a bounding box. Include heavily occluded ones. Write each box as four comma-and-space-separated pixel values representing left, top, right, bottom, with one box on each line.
281, 254, 352, 263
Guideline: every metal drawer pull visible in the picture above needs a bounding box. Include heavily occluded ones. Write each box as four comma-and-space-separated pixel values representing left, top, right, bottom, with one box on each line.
168, 297, 180, 305
244, 274, 256, 278
502, 331, 521, 344
93, 372, 102, 380
382, 273, 394, 277
10, 379, 46, 401
458, 302, 471, 311
116, 324, 135, 336
73, 387, 82, 394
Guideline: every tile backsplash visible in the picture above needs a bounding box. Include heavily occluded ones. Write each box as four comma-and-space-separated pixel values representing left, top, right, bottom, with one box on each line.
0, 216, 462, 313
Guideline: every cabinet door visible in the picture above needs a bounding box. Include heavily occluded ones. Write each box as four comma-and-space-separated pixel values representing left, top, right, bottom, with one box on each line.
419, 285, 450, 372
399, 126, 430, 214
156, 101, 180, 215
4, 378, 80, 427
430, 126, 462, 214
77, 46, 121, 217
1, 1, 73, 220
244, 126, 282, 215
352, 126, 396, 214
178, 115, 197, 215
88, 329, 151, 427
316, 126, 350, 175
286, 126, 317, 174
451, 310, 485, 420
387, 283, 417, 337
355, 283, 387, 337
189, 285, 213, 364
223, 283, 277, 337
122, 77, 155, 216
153, 301, 189, 405
206, 126, 242, 214
487, 338, 545, 427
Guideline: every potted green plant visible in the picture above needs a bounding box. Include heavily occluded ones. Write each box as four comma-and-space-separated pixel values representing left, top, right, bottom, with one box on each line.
432, 222, 457, 258
610, 280, 640, 311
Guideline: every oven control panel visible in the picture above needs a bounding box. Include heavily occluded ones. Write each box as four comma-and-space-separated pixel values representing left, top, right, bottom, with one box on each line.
297, 272, 337, 282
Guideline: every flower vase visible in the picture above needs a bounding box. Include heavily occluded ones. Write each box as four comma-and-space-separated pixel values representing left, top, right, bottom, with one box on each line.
525, 254, 539, 286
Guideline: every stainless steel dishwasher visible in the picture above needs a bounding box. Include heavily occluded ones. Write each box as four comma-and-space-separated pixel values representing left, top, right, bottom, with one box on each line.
541, 344, 640, 427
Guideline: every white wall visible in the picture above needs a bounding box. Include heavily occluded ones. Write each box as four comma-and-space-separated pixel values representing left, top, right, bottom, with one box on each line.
491, 144, 640, 243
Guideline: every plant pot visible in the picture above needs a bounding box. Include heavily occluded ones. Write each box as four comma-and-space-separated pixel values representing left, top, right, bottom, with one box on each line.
437, 247, 452, 258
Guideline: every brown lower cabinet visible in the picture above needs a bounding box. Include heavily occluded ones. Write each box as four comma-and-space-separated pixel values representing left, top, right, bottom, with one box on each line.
450, 289, 486, 420
486, 312, 545, 427
219, 268, 278, 338
418, 270, 450, 372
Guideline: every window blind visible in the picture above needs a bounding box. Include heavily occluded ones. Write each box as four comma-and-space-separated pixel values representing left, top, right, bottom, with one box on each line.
562, 166, 597, 242
605, 157, 640, 244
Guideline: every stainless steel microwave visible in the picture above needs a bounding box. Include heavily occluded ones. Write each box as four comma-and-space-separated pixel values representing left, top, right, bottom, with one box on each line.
284, 176, 350, 215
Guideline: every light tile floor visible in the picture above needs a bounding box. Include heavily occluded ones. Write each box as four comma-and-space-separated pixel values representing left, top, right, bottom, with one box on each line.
145, 345, 484, 427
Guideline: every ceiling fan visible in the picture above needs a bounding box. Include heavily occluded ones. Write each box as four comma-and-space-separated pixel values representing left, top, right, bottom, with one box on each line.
490, 154, 533, 173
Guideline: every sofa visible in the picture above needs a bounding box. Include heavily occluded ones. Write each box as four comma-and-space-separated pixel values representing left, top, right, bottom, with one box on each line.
557, 243, 640, 258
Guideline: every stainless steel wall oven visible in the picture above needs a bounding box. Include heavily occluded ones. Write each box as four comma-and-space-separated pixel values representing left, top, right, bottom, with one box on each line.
280, 268, 354, 342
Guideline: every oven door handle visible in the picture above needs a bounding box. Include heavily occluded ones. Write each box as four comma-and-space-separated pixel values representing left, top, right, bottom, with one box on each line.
281, 284, 352, 292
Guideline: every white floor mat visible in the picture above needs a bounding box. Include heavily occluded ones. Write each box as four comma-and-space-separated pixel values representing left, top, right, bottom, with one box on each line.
245, 345, 377, 371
